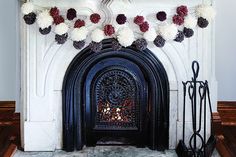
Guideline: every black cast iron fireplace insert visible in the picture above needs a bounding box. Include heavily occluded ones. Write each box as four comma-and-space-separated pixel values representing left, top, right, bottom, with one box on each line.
62, 39, 169, 152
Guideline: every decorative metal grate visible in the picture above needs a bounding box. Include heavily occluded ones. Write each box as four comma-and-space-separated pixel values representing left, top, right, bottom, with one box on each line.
95, 69, 137, 128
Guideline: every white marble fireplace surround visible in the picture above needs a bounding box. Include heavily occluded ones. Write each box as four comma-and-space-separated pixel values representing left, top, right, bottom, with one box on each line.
20, 0, 217, 151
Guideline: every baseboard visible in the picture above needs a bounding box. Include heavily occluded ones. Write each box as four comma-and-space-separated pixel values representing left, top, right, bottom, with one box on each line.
218, 101, 236, 126
0, 101, 15, 112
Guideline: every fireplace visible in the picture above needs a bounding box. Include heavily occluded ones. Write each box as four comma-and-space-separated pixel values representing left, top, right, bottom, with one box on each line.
62, 39, 169, 151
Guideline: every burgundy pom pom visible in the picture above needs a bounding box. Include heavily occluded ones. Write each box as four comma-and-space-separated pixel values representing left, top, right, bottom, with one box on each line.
73, 40, 85, 49
139, 21, 149, 32
174, 30, 184, 42
197, 17, 209, 28
104, 24, 115, 36
183, 27, 194, 38
134, 38, 148, 51
23, 12, 36, 25
177, 5, 188, 17
111, 39, 122, 51
74, 19, 85, 28
39, 26, 51, 35
89, 41, 103, 52
172, 15, 184, 25
156, 11, 167, 21
55, 33, 68, 44
134, 15, 144, 25
53, 15, 64, 25
50, 7, 59, 18
67, 8, 77, 21
90, 13, 101, 24
154, 35, 165, 47
116, 14, 127, 25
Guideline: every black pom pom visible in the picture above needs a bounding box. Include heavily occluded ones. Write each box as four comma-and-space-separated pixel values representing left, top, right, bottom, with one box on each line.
154, 35, 165, 47
116, 14, 127, 25
89, 41, 102, 52
67, 8, 77, 21
111, 39, 122, 51
183, 27, 194, 38
197, 17, 209, 28
174, 30, 185, 42
156, 11, 167, 21
23, 12, 36, 25
39, 26, 51, 35
134, 38, 148, 51
55, 33, 68, 44
73, 40, 85, 49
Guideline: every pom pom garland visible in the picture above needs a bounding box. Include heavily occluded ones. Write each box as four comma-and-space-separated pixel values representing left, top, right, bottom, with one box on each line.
67, 8, 77, 21
139, 21, 149, 32
21, 2, 34, 15
116, 14, 127, 25
73, 40, 85, 49
90, 13, 101, 24
55, 33, 68, 44
53, 15, 65, 25
91, 29, 105, 43
174, 30, 185, 42
71, 27, 88, 41
21, 2, 216, 50
39, 26, 51, 35
23, 12, 36, 25
134, 15, 144, 25
197, 17, 209, 28
143, 27, 157, 42
154, 35, 166, 47
173, 15, 184, 25
74, 19, 85, 28
184, 15, 197, 29
156, 11, 167, 21
117, 27, 135, 47
50, 7, 60, 18
183, 27, 194, 38
134, 38, 148, 51
104, 24, 115, 36
89, 41, 103, 52
196, 5, 216, 21
177, 5, 188, 17
37, 10, 53, 29
55, 23, 69, 35
159, 24, 178, 41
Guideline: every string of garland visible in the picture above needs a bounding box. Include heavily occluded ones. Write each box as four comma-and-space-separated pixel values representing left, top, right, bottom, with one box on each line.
21, 2, 216, 52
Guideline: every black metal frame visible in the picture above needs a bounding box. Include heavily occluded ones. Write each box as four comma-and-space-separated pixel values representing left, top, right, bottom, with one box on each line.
62, 38, 169, 152
176, 61, 216, 157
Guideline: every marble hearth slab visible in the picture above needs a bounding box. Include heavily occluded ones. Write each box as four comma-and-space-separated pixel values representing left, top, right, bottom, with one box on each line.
14, 146, 220, 157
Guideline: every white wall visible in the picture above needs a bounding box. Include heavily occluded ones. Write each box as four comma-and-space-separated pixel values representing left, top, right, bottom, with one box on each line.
215, 1, 236, 101
0, 0, 19, 102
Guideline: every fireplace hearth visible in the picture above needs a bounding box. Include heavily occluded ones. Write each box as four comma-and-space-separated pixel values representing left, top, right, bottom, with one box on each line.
62, 39, 169, 151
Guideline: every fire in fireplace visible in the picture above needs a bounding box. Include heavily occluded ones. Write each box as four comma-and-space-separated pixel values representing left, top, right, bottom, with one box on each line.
62, 38, 169, 151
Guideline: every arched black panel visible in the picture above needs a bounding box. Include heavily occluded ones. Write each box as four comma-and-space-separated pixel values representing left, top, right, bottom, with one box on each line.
62, 38, 169, 151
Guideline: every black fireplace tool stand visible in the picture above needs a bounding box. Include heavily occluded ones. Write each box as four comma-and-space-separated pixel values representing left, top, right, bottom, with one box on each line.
176, 61, 216, 157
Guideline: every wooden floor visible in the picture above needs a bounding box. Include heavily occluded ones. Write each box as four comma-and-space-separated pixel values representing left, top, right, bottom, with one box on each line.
0, 101, 20, 157
214, 101, 236, 157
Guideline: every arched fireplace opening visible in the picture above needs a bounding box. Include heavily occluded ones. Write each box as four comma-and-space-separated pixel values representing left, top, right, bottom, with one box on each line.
62, 39, 169, 152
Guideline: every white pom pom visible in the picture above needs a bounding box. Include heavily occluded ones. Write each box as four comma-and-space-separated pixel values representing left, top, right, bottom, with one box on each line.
21, 2, 34, 15
117, 27, 135, 47
71, 27, 88, 41
91, 29, 105, 43
184, 15, 197, 29
196, 5, 216, 21
55, 23, 69, 35
143, 27, 157, 42
159, 24, 178, 41
37, 10, 53, 29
